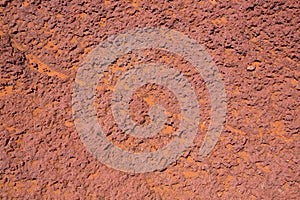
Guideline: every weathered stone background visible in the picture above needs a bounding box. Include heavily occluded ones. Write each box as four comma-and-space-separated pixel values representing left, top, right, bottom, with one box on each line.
0, 0, 299, 199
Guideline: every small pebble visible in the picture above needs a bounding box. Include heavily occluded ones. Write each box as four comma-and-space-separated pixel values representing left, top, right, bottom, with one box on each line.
247, 65, 256, 71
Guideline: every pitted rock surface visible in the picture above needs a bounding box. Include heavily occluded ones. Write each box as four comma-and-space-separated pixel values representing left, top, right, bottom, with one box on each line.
0, 0, 299, 199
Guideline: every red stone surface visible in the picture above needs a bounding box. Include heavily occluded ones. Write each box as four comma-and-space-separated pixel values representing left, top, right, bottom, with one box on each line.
0, 0, 299, 199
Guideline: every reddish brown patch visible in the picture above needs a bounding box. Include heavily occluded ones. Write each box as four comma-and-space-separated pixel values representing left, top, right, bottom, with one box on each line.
0, 0, 299, 199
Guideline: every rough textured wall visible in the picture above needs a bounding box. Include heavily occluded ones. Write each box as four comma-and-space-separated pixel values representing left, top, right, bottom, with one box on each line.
0, 0, 299, 199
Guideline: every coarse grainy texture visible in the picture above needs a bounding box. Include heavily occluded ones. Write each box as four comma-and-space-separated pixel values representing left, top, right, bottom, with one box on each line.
0, 0, 299, 199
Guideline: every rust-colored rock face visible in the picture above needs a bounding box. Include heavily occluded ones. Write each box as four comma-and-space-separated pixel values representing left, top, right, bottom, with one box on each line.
0, 0, 299, 199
